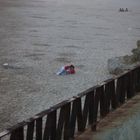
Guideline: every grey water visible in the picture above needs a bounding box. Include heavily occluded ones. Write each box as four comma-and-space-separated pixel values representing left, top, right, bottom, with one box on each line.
0, 0, 140, 131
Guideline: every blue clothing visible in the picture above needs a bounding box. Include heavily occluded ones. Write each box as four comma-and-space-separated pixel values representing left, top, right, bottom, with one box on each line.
56, 66, 68, 75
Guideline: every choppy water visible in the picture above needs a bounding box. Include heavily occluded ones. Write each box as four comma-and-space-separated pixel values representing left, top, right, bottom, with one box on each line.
0, 0, 140, 131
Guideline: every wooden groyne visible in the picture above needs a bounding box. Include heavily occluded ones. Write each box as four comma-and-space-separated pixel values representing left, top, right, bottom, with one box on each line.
0, 65, 140, 140
75, 92, 140, 140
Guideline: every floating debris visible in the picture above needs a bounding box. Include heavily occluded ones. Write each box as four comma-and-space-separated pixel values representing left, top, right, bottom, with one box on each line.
2, 63, 9, 68
2, 63, 22, 70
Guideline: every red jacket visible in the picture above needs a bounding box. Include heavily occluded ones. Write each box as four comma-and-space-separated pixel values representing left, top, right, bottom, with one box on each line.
64, 66, 75, 74
68, 69, 75, 74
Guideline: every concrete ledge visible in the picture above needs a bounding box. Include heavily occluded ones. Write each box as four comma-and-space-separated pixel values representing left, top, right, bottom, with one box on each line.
75, 93, 140, 140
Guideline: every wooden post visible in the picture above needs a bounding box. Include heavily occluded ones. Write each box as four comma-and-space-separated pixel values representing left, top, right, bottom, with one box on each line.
10, 126, 24, 140
76, 98, 84, 132
43, 111, 56, 140
98, 86, 106, 117
63, 103, 71, 140
69, 98, 84, 138
83, 94, 91, 129
91, 88, 100, 131
26, 121, 35, 140
56, 103, 71, 140
135, 66, 140, 92
116, 76, 125, 104
110, 80, 117, 109
88, 90, 95, 125
36, 117, 43, 140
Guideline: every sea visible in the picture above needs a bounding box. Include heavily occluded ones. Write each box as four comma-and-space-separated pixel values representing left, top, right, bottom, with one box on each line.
0, 0, 140, 131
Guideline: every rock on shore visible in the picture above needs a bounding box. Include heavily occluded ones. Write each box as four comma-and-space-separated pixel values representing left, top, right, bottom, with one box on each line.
108, 40, 140, 75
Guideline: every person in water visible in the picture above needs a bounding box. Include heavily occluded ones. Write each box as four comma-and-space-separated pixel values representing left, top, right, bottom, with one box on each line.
57, 65, 75, 75
119, 8, 125, 12
119, 8, 122, 12
119, 8, 128, 12
125, 8, 128, 12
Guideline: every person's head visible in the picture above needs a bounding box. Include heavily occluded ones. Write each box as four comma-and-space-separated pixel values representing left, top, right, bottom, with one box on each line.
70, 65, 74, 69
